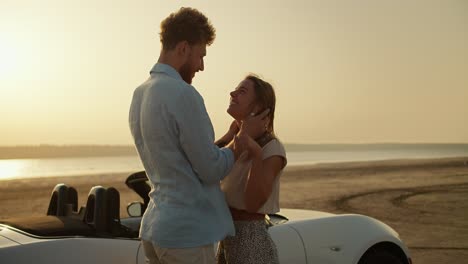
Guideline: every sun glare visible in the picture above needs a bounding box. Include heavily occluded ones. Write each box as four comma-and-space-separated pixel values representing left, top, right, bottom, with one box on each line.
0, 159, 25, 180
0, 37, 22, 80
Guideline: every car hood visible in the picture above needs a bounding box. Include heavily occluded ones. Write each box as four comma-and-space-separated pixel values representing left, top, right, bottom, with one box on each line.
278, 208, 335, 222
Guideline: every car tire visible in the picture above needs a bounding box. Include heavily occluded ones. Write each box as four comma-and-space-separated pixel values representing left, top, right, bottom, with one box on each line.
358, 249, 404, 264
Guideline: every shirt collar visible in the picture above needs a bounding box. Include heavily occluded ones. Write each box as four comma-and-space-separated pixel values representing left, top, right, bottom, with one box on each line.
150, 63, 183, 81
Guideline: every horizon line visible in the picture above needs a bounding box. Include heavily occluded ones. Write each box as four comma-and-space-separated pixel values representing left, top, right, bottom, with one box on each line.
1, 142, 468, 148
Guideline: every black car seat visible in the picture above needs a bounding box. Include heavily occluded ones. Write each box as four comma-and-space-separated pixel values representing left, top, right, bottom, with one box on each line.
84, 186, 108, 234
83, 185, 134, 237
106, 187, 121, 234
46, 184, 78, 216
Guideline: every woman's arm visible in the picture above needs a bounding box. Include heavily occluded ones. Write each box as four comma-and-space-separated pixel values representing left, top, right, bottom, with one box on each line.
243, 140, 285, 213
215, 120, 239, 147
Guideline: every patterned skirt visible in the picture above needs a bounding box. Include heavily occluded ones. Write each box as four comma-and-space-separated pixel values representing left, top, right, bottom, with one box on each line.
216, 220, 279, 264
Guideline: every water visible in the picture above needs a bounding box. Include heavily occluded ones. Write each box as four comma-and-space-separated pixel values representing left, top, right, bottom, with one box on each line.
1, 144, 467, 180
287, 144, 468, 165
0, 156, 145, 180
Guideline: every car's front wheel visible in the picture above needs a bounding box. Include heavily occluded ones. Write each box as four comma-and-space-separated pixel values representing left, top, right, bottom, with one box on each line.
358, 249, 404, 264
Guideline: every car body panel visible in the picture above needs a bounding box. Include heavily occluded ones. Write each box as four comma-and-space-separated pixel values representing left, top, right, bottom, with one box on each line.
0, 212, 410, 264
269, 224, 307, 264
277, 208, 335, 221
0, 234, 20, 248
285, 214, 410, 264
0, 173, 411, 264
1, 226, 141, 264
272, 208, 410, 263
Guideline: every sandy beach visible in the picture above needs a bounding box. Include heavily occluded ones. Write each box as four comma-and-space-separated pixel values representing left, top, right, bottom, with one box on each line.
1, 157, 467, 263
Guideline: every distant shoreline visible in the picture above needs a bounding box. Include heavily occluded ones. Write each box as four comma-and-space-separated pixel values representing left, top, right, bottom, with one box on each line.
1, 143, 467, 160
1, 156, 467, 182
0, 145, 137, 159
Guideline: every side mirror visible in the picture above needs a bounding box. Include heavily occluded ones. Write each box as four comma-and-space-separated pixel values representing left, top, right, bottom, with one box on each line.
127, 201, 143, 217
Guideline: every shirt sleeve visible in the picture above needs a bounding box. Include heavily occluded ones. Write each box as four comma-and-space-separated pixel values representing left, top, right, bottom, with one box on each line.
262, 139, 288, 167
171, 84, 234, 184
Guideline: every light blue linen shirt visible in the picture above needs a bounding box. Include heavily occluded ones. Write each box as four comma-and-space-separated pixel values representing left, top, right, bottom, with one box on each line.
129, 63, 235, 248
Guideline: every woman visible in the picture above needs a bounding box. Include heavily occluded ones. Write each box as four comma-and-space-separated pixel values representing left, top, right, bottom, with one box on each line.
215, 74, 287, 264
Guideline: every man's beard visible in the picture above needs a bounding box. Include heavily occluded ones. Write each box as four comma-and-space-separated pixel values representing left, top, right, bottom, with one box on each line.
179, 61, 193, 84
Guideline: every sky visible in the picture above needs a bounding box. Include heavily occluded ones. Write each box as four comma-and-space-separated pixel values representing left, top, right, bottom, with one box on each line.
0, 0, 467, 146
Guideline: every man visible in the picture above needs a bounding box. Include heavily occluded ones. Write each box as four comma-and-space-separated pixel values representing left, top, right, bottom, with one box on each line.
129, 7, 266, 264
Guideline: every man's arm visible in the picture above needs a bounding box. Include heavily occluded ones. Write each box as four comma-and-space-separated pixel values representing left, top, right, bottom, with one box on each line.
172, 87, 234, 184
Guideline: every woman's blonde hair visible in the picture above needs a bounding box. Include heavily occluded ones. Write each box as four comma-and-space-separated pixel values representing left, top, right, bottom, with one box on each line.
245, 74, 276, 135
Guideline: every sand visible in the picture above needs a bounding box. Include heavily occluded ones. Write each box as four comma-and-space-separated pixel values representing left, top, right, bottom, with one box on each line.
1, 157, 468, 264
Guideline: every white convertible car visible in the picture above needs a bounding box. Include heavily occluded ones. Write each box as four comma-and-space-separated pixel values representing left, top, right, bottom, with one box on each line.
0, 171, 411, 264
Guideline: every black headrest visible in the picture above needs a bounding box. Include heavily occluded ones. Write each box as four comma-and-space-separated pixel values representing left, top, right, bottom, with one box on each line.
47, 184, 78, 216
83, 186, 121, 234
106, 187, 120, 222
84, 186, 107, 233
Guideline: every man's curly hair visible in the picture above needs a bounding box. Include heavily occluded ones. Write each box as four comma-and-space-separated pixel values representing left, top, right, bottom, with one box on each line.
160, 7, 216, 50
